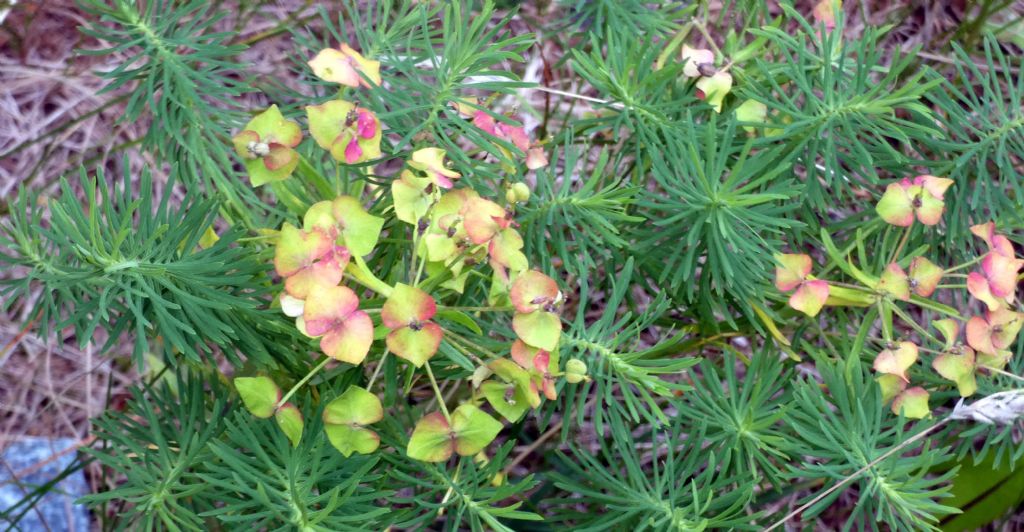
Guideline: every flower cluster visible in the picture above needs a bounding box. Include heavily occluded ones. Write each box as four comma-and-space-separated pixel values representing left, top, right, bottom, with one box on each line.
774, 253, 829, 317
681, 44, 732, 113
875, 175, 953, 227
776, 174, 1023, 419
387, 148, 574, 462
448, 97, 547, 170
230, 43, 581, 462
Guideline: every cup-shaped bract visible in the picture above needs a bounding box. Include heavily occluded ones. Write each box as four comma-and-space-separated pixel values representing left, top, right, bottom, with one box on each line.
382, 283, 443, 367
323, 386, 384, 457
235, 376, 281, 419
966, 308, 1023, 356
774, 253, 812, 291
392, 171, 435, 225
275, 404, 304, 447
231, 105, 303, 186
876, 263, 910, 301
308, 43, 381, 88
482, 358, 535, 422
489, 228, 529, 283
735, 99, 768, 133
307, 100, 382, 164
275, 223, 349, 299
303, 196, 385, 258
877, 374, 907, 403
873, 341, 918, 382
510, 271, 562, 351
908, 256, 943, 297
510, 270, 560, 313
511, 339, 557, 401
303, 285, 374, 364
932, 349, 978, 397
406, 404, 503, 463
875, 175, 953, 227
695, 71, 733, 113
473, 111, 530, 152
891, 387, 930, 419
681, 45, 715, 78
774, 253, 829, 317
462, 196, 509, 245
932, 319, 959, 351
409, 148, 461, 189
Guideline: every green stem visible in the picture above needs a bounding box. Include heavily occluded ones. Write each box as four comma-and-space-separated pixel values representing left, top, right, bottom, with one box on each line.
878, 300, 893, 342
413, 245, 428, 287
867, 336, 944, 355
827, 280, 872, 290
944, 254, 985, 274
983, 366, 1024, 382
424, 363, 451, 423
438, 305, 514, 312
888, 225, 912, 265
445, 329, 499, 361
890, 305, 944, 346
276, 357, 331, 410
233, 8, 318, 46
346, 256, 393, 297
692, 19, 725, 60
367, 350, 389, 391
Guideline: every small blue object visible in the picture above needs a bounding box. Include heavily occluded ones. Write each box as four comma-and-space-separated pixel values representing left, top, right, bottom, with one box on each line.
0, 437, 91, 531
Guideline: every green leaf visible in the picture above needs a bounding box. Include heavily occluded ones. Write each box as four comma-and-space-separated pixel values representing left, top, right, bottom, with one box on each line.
436, 309, 483, 335
941, 454, 1024, 531
512, 311, 561, 351
234, 376, 280, 419
274, 404, 304, 447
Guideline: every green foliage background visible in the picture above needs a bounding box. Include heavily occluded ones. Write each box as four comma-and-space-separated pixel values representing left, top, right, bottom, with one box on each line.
2, 0, 1024, 529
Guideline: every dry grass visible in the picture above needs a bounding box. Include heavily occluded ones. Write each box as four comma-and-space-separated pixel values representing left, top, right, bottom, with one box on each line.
0, 0, 132, 469
0, 0, 319, 516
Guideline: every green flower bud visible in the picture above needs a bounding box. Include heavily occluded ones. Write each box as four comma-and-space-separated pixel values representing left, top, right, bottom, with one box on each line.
565, 358, 587, 384
513, 182, 530, 202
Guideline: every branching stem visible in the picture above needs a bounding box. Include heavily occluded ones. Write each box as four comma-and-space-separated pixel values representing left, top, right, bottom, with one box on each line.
944, 254, 985, 274
367, 350, 390, 391
764, 420, 948, 531
424, 363, 451, 423
888, 225, 912, 265
277, 357, 331, 410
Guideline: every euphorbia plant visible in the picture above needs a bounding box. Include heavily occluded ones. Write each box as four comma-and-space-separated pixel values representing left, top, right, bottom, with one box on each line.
229, 43, 582, 462
775, 174, 1023, 419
